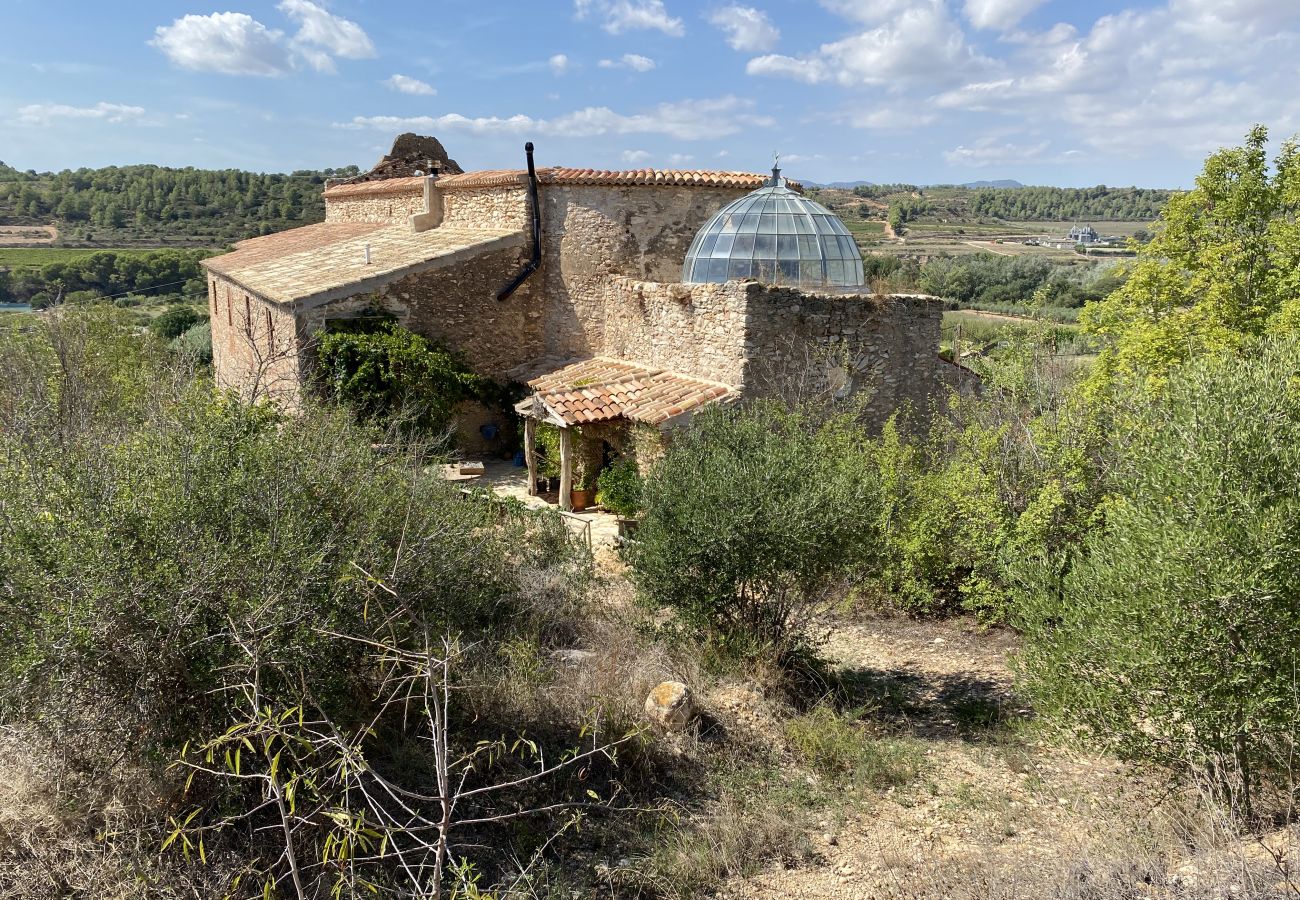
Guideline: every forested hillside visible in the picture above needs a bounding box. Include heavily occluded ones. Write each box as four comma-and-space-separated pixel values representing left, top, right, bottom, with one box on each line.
841, 183, 1173, 222
0, 161, 359, 245
967, 185, 1172, 220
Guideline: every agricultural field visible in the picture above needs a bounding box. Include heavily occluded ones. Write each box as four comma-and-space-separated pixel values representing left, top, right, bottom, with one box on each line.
0, 246, 212, 269
813, 183, 1162, 263
0, 224, 56, 245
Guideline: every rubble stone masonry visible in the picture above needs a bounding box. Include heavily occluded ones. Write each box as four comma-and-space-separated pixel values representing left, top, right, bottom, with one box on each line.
324, 183, 426, 225
537, 184, 750, 360
599, 278, 943, 426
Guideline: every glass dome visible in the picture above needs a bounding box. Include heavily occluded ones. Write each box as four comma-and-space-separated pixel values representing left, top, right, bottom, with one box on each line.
682, 166, 865, 289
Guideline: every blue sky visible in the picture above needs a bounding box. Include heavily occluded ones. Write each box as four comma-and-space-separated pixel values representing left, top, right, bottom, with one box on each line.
3, 0, 1297, 187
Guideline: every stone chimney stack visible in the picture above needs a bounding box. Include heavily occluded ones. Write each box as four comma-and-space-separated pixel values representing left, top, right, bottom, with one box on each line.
410, 175, 444, 233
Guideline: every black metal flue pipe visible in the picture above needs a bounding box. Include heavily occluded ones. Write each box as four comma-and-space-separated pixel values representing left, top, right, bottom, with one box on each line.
495, 141, 542, 301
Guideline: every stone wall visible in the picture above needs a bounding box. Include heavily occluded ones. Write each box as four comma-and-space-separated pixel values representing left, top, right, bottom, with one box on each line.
324, 188, 425, 224
601, 277, 748, 385
208, 273, 304, 403
537, 183, 750, 360
308, 242, 544, 380
743, 287, 944, 426
440, 185, 530, 230
603, 279, 944, 426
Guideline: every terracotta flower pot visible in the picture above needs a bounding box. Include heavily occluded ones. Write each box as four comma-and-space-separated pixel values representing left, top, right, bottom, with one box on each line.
570, 487, 594, 511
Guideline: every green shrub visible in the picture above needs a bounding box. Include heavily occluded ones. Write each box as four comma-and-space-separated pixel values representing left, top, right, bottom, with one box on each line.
628, 401, 881, 661
314, 321, 482, 432
785, 704, 924, 788
150, 304, 204, 339
596, 457, 643, 517
170, 319, 212, 363
536, 422, 562, 479
1017, 338, 1300, 816
0, 311, 579, 758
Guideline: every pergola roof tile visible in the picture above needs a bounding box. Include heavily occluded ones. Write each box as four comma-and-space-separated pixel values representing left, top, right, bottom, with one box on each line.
516, 357, 737, 426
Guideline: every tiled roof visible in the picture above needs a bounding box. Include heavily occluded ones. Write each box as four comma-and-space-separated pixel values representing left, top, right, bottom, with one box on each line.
320, 168, 802, 196
208, 222, 387, 275
203, 223, 522, 306
322, 176, 426, 198
437, 167, 803, 193
517, 357, 737, 427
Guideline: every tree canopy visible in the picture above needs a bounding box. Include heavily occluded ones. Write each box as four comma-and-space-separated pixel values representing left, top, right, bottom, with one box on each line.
1082, 126, 1300, 390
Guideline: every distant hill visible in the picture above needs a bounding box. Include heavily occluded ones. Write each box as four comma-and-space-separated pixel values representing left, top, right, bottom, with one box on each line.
804, 180, 875, 189
808, 178, 1027, 190
0, 161, 359, 247
960, 179, 1024, 189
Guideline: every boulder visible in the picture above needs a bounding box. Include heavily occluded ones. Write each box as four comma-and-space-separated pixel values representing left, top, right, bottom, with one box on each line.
644, 681, 694, 731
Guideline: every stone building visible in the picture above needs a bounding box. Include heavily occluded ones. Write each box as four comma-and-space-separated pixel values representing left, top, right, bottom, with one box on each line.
202, 137, 954, 510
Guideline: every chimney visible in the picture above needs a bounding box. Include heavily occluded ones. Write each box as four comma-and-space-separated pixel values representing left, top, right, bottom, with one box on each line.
410, 174, 444, 233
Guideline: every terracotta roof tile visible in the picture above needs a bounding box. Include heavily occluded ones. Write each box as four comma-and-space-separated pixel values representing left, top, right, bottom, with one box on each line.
516, 357, 738, 427
436, 167, 803, 193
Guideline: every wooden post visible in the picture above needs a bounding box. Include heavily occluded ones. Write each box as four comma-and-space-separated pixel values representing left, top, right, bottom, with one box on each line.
523, 417, 538, 496
558, 426, 573, 512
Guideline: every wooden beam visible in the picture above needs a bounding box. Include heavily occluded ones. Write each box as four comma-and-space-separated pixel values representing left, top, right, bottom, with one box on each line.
558, 426, 573, 512
523, 417, 538, 496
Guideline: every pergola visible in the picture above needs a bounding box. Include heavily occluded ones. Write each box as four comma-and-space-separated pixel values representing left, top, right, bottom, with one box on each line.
512, 357, 737, 511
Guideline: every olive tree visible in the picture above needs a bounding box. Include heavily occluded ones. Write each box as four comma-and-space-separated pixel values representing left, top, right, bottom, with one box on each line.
1017, 338, 1300, 819
627, 401, 882, 662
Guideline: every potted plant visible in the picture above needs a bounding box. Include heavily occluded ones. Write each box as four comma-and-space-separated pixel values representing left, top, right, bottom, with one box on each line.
595, 458, 643, 536
570, 462, 595, 511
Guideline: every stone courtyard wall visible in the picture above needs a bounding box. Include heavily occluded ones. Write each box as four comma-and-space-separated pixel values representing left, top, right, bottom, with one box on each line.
604, 279, 944, 426
208, 273, 304, 404
601, 277, 748, 385
743, 288, 944, 426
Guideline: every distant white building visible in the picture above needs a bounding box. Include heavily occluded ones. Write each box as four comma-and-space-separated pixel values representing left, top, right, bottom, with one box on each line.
1069, 224, 1100, 244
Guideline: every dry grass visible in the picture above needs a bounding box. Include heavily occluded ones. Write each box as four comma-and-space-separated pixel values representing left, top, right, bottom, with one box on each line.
0, 727, 235, 899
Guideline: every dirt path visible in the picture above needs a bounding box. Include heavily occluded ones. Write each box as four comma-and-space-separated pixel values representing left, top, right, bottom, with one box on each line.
964, 239, 1016, 257
720, 615, 1158, 899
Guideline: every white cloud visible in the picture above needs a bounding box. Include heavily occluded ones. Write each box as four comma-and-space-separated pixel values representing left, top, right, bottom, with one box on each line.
549, 53, 571, 74
385, 74, 435, 95
934, 0, 1300, 158
963, 0, 1045, 31
150, 12, 289, 76
574, 0, 684, 36
17, 102, 146, 125
279, 0, 375, 70
748, 1, 991, 89
707, 5, 779, 52
842, 104, 937, 130
668, 152, 694, 164
335, 96, 773, 140
622, 149, 652, 163
151, 3, 373, 76
598, 53, 657, 71
944, 138, 1049, 167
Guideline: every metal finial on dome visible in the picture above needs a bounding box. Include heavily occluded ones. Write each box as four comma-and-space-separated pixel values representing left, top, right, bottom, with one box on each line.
769, 150, 782, 187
